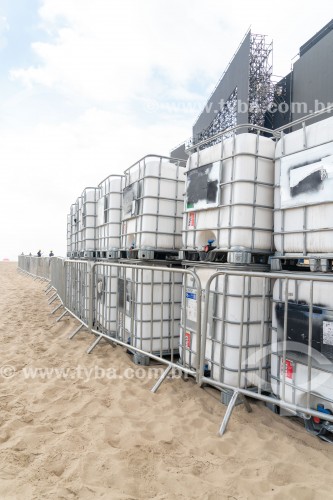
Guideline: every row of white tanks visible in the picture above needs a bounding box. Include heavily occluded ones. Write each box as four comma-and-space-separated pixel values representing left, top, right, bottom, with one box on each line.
67, 156, 185, 259
66, 117, 333, 428
181, 117, 333, 429
67, 156, 185, 358
67, 116, 333, 259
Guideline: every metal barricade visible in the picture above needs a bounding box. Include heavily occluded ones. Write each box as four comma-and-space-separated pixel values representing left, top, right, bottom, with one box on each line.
64, 260, 91, 325
17, 255, 51, 281
200, 269, 333, 437
49, 257, 66, 302
63, 260, 202, 392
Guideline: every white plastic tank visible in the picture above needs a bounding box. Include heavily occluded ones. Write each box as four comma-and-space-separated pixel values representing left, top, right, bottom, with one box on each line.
75, 197, 83, 256
117, 264, 182, 354
121, 155, 185, 254
94, 264, 119, 335
183, 133, 275, 256
67, 213, 71, 257
180, 264, 272, 388
81, 187, 100, 255
275, 115, 333, 254
271, 276, 333, 413
97, 175, 124, 256
69, 203, 77, 257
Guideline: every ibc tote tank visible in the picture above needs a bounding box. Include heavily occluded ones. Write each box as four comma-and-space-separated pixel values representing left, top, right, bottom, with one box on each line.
183, 133, 275, 260
271, 276, 333, 414
117, 262, 182, 355
274, 115, 333, 255
121, 155, 186, 258
73, 197, 83, 257
81, 187, 100, 257
180, 264, 272, 389
96, 175, 124, 258
66, 213, 71, 258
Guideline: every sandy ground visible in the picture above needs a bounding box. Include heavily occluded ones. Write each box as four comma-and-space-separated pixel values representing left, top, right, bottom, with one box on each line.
1, 262, 333, 499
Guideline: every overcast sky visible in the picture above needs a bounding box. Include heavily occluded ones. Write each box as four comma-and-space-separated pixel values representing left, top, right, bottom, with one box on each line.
0, 0, 332, 260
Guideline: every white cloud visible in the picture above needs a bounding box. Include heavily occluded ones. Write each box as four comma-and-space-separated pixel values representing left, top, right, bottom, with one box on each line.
10, 0, 234, 103
2, 0, 333, 260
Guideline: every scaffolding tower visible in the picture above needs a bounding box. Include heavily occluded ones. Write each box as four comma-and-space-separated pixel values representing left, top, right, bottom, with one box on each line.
189, 32, 274, 150
248, 34, 274, 127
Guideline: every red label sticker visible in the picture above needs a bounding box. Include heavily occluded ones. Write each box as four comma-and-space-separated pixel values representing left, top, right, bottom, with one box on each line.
185, 331, 191, 348
281, 359, 294, 379
188, 212, 195, 228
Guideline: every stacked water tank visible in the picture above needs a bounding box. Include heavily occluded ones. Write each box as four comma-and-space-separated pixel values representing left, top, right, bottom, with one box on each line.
94, 175, 124, 336
72, 198, 82, 258
180, 129, 276, 398
271, 116, 333, 426
118, 155, 186, 359
96, 175, 124, 259
66, 213, 71, 257
80, 187, 100, 258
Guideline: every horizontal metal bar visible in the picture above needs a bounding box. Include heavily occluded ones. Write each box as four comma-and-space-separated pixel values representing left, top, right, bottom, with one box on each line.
201, 376, 333, 423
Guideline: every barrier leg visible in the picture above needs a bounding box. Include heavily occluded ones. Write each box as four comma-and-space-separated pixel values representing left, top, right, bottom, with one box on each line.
68, 323, 84, 340
48, 292, 58, 304
218, 390, 240, 436
86, 335, 103, 354
56, 310, 68, 322
151, 364, 173, 394
51, 303, 62, 315
48, 294, 59, 306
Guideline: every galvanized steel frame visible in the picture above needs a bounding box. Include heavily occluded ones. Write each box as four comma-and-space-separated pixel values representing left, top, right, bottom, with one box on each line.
183, 124, 277, 256
274, 105, 333, 256
121, 154, 186, 254
20, 258, 202, 393
199, 269, 333, 435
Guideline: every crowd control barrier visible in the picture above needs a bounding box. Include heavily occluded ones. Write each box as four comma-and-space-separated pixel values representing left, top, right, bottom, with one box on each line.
28, 258, 202, 393
18, 255, 51, 281
18, 256, 333, 440
200, 269, 333, 440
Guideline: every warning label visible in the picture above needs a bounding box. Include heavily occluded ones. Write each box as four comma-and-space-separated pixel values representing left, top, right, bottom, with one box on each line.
280, 358, 294, 380
185, 331, 191, 348
186, 289, 197, 321
188, 212, 195, 228
323, 321, 333, 346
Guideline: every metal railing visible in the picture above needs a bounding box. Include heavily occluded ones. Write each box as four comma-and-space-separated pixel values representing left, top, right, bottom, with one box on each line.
21, 257, 202, 393
200, 269, 333, 438
17, 256, 333, 440
18, 255, 51, 281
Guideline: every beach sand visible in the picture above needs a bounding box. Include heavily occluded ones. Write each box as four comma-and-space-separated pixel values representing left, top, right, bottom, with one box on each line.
1, 261, 333, 499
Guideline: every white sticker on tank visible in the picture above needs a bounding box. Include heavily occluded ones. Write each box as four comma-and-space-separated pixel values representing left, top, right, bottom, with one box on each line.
280, 142, 333, 209
323, 321, 333, 346
186, 288, 197, 321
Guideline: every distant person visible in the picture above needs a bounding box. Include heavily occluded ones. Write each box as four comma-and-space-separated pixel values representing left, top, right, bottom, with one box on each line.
29, 252, 32, 256
37, 250, 42, 257
49, 250, 54, 257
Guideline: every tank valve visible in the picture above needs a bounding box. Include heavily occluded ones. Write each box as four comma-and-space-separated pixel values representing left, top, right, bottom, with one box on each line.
313, 404, 332, 424
204, 239, 215, 253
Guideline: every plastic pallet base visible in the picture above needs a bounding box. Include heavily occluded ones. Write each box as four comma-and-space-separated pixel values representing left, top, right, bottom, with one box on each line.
180, 249, 271, 265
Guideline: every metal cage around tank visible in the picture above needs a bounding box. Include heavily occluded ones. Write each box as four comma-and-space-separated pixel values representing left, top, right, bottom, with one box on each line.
182, 124, 277, 265
120, 155, 186, 259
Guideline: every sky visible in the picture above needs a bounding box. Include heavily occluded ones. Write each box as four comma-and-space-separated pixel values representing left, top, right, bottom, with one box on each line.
0, 0, 332, 260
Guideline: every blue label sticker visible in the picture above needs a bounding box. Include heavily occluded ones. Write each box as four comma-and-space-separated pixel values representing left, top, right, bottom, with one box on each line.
186, 292, 196, 300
